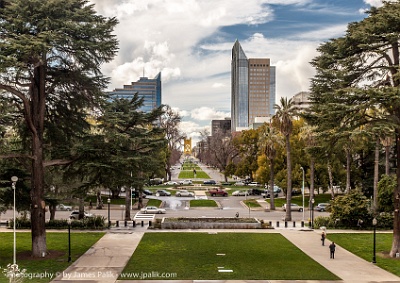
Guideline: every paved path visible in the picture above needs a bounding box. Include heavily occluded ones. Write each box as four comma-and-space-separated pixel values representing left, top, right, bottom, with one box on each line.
49, 226, 400, 283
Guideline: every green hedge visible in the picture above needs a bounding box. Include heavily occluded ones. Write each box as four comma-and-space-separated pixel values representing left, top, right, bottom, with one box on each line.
8, 215, 106, 230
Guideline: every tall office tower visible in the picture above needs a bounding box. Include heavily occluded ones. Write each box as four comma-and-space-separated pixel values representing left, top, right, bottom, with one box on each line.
108, 72, 162, 113
231, 40, 276, 131
211, 118, 231, 136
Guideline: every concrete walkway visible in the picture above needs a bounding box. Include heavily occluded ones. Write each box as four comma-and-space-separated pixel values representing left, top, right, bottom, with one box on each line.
49, 227, 400, 283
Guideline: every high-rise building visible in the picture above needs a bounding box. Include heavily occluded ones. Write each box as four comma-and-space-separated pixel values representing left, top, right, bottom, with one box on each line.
211, 118, 231, 136
108, 72, 162, 112
231, 40, 276, 131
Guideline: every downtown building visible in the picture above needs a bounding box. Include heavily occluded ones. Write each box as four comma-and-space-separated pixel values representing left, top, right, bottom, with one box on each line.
108, 72, 162, 113
231, 40, 276, 132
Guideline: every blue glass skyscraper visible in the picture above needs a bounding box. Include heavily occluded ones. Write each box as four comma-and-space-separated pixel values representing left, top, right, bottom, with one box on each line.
109, 72, 161, 112
231, 40, 276, 131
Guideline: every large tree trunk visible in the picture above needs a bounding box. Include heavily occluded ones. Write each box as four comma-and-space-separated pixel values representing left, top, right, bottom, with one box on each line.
285, 135, 292, 221
310, 157, 315, 221
125, 188, 131, 221
390, 131, 400, 257
30, 64, 47, 258
269, 158, 275, 210
345, 148, 351, 194
327, 161, 334, 199
373, 137, 379, 213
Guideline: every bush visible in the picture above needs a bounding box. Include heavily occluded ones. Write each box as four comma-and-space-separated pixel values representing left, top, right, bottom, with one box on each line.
8, 215, 106, 230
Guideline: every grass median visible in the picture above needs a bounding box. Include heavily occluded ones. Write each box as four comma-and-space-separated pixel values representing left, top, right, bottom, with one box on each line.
327, 233, 400, 277
120, 232, 339, 280
0, 232, 104, 283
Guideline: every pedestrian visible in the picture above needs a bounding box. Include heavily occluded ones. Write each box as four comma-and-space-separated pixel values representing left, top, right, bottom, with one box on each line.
329, 242, 336, 259
235, 212, 239, 218
321, 231, 326, 246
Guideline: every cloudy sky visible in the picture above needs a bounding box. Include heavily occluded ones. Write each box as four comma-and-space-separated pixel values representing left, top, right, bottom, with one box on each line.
90, 0, 385, 145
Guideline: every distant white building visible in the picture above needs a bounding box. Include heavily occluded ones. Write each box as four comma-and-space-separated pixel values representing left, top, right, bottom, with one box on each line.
292, 91, 311, 112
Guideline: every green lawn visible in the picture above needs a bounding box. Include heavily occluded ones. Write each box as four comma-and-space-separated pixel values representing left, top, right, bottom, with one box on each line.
243, 199, 262, 208
145, 198, 162, 207
0, 232, 104, 283
190, 199, 218, 207
268, 194, 333, 208
120, 232, 339, 280
328, 233, 400, 277
178, 170, 210, 179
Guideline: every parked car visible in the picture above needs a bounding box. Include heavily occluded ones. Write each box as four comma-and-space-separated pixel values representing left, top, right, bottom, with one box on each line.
316, 203, 330, 212
248, 182, 262, 187
156, 189, 171, 196
175, 190, 195, 197
69, 211, 93, 219
262, 190, 278, 198
148, 178, 163, 186
247, 188, 263, 195
203, 180, 216, 185
164, 181, 178, 186
140, 206, 166, 214
232, 190, 248, 196
233, 181, 246, 186
282, 203, 303, 212
179, 179, 193, 185
143, 189, 153, 196
265, 185, 282, 194
291, 189, 301, 196
56, 204, 72, 211
208, 188, 228, 197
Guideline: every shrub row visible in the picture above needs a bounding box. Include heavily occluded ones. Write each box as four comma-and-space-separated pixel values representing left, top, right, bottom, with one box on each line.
8, 215, 106, 230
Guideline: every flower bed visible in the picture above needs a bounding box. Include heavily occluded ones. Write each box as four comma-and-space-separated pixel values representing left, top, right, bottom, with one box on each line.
161, 217, 262, 229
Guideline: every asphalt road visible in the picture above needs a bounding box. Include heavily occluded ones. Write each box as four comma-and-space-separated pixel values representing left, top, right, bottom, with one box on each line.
0, 194, 330, 223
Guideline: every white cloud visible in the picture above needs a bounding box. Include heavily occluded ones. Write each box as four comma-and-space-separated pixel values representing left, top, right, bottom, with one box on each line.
363, 0, 383, 7
190, 107, 230, 121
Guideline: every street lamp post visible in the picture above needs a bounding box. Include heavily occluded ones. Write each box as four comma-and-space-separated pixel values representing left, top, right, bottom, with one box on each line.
67, 218, 71, 262
300, 167, 305, 221
311, 198, 315, 229
107, 198, 111, 228
372, 218, 377, 263
11, 176, 18, 265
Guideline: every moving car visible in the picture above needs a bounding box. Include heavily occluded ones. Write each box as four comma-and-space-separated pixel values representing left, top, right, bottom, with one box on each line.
203, 180, 216, 185
140, 206, 166, 214
142, 189, 153, 196
56, 204, 72, 211
69, 211, 93, 219
282, 203, 303, 212
316, 203, 330, 212
156, 190, 171, 196
164, 181, 178, 186
233, 181, 246, 186
175, 190, 195, 197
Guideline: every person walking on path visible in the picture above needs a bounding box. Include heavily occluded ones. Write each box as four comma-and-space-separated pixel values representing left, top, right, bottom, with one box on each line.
329, 242, 336, 259
321, 231, 326, 246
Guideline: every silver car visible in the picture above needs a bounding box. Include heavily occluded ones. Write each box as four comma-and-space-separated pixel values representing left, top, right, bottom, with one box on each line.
175, 190, 194, 197
140, 206, 166, 214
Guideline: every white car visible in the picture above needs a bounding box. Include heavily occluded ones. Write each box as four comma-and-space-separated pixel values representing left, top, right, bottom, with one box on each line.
140, 206, 166, 214
164, 181, 178, 186
56, 204, 72, 211
232, 190, 248, 196
175, 190, 195, 197
233, 181, 246, 186
283, 203, 303, 212
179, 179, 193, 185
248, 182, 262, 187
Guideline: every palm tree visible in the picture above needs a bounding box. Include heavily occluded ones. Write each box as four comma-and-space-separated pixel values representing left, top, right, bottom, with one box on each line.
299, 124, 318, 210
273, 97, 297, 221
258, 123, 283, 210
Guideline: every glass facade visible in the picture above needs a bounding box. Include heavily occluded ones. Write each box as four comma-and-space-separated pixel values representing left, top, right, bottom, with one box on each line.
108, 72, 162, 113
231, 41, 276, 131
